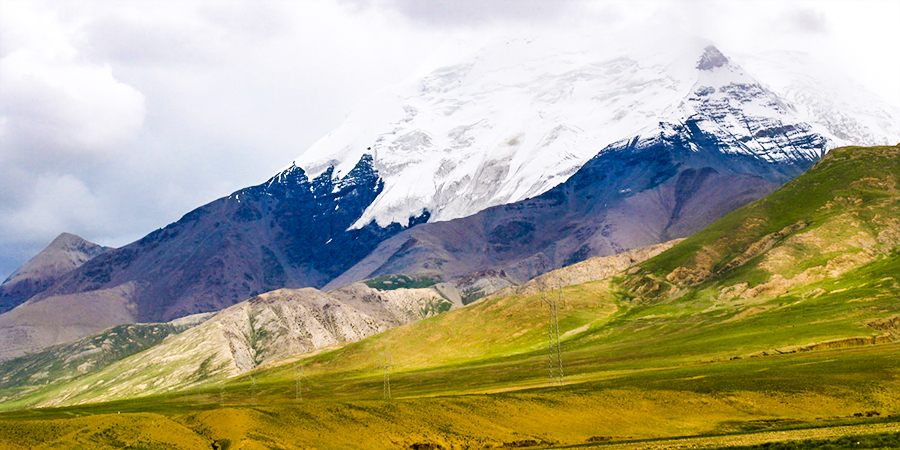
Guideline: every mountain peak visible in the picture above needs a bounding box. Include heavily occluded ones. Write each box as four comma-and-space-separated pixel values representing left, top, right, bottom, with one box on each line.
697, 45, 729, 70
0, 233, 110, 315
47, 232, 93, 251
292, 35, 897, 230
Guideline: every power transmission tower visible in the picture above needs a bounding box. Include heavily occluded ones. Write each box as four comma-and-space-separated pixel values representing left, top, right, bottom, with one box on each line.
219, 381, 225, 407
556, 284, 565, 382
294, 362, 304, 401
251, 376, 257, 405
541, 288, 564, 385
559, 279, 568, 309
382, 352, 393, 400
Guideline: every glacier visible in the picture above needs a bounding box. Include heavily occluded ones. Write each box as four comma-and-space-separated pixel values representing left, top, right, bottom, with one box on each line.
290, 31, 899, 230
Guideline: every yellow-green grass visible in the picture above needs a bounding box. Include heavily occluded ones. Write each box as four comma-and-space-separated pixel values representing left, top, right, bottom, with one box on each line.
708, 431, 900, 450
2, 344, 899, 450
231, 250, 897, 405
3, 233, 896, 447
634, 145, 900, 297
0, 412, 212, 450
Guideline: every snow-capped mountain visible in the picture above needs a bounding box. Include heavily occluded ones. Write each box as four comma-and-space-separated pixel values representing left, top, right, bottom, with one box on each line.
293, 33, 898, 230
735, 50, 900, 147
2, 31, 897, 360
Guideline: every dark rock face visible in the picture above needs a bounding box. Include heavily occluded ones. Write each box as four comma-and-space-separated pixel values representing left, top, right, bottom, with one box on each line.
35, 154, 424, 322
697, 46, 729, 71
326, 122, 823, 289
0, 233, 110, 314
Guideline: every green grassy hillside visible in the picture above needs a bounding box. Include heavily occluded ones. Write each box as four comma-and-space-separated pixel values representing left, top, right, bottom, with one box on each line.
631, 145, 900, 299
0, 319, 208, 405
1, 146, 898, 449
230, 146, 899, 403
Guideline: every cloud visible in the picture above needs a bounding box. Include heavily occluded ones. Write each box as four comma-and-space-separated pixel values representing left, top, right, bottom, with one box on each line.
0, 173, 112, 280
783, 7, 830, 35
0, 2, 146, 171
0, 174, 107, 238
0, 1, 145, 277
343, 0, 584, 27
0, 57, 145, 165
84, 15, 219, 66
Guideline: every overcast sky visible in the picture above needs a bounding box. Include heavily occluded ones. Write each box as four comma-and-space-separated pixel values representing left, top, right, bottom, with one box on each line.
1, 0, 899, 281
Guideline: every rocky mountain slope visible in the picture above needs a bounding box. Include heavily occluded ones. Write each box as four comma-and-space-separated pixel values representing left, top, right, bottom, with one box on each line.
6, 283, 453, 407
1, 35, 897, 360
489, 238, 683, 297
0, 156, 426, 361
624, 144, 900, 309
0, 233, 110, 315
325, 116, 817, 288
0, 238, 684, 409
0, 312, 211, 401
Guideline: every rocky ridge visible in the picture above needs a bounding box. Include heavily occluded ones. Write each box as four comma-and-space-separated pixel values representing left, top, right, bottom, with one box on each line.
0, 233, 110, 315
0, 312, 211, 402
491, 239, 683, 297
24, 283, 451, 407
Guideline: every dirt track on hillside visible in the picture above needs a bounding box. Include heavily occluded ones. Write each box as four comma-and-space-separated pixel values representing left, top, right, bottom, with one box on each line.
574, 421, 900, 449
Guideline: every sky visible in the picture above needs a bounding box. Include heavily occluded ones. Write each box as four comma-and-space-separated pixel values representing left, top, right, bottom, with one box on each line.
1, 0, 899, 281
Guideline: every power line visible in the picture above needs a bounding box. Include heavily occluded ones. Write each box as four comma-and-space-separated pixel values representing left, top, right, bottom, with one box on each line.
382, 351, 393, 400
294, 362, 304, 401
556, 283, 564, 383
541, 286, 564, 385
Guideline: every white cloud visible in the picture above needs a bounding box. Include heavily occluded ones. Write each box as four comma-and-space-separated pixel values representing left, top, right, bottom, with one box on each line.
0, 174, 109, 239
0, 1, 146, 168
344, 0, 584, 26
1, 56, 145, 161
0, 1, 147, 276
783, 7, 830, 34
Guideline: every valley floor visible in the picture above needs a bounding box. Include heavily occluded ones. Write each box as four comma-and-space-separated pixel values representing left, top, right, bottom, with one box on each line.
572, 423, 900, 450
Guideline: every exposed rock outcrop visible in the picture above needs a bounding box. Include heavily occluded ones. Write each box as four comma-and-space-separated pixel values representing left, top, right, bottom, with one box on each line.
0, 233, 110, 315
31, 283, 452, 407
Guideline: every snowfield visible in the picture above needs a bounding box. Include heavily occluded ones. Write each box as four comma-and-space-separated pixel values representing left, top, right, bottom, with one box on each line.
290, 31, 900, 229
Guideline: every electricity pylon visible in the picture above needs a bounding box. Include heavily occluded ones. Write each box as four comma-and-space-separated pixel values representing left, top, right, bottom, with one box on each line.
556, 283, 565, 382
382, 352, 394, 400
541, 287, 564, 385
294, 362, 304, 401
